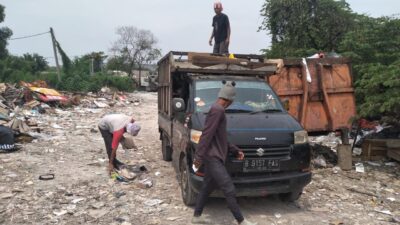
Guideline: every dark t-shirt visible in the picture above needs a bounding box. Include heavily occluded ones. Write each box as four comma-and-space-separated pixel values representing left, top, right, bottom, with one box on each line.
195, 103, 239, 163
212, 13, 230, 44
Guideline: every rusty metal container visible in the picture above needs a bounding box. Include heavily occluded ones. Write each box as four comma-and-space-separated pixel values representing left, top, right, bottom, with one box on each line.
266, 58, 356, 132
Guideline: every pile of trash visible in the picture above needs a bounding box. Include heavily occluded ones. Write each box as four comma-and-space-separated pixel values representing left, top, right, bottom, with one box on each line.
0, 81, 140, 151
352, 119, 400, 147
309, 133, 342, 168
309, 119, 400, 169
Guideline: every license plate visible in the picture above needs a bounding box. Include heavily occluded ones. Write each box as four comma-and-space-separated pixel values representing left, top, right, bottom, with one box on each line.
243, 159, 280, 172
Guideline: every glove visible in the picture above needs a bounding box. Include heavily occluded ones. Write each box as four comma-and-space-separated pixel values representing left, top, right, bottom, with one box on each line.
192, 159, 201, 172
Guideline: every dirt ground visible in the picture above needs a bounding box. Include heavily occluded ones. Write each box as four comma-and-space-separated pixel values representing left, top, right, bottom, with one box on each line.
0, 92, 399, 225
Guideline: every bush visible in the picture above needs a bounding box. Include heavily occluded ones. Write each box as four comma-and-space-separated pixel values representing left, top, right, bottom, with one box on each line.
355, 61, 400, 121
56, 73, 135, 92
0, 53, 135, 93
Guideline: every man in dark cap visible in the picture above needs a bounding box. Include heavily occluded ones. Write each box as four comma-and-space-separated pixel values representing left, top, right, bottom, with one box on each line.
192, 81, 256, 225
209, 1, 231, 54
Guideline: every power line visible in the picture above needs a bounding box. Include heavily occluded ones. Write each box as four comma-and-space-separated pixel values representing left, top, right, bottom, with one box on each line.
9, 31, 50, 41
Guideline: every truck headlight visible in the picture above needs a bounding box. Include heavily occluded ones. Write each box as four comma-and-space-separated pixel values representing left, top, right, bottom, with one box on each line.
190, 129, 202, 144
294, 130, 308, 144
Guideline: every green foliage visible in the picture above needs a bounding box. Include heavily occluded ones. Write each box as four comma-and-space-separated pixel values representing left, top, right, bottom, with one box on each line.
55, 40, 72, 74
0, 54, 49, 82
339, 16, 400, 66
260, 0, 355, 58
355, 61, 400, 120
57, 73, 134, 92
339, 16, 400, 120
0, 4, 12, 59
0, 5, 138, 93
0, 51, 134, 93
70, 52, 106, 75
22, 53, 49, 73
106, 56, 130, 73
260, 0, 400, 122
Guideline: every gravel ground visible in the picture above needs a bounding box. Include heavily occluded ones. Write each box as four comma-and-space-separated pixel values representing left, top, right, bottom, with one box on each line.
0, 92, 399, 225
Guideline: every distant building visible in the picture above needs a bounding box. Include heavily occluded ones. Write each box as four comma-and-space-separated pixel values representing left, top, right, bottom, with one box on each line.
108, 70, 129, 77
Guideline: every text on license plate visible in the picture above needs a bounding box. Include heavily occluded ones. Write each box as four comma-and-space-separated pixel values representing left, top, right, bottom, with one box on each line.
243, 159, 280, 172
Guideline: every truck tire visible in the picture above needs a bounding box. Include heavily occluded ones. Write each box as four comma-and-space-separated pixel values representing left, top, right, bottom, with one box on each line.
179, 157, 197, 206
161, 134, 172, 161
279, 188, 303, 202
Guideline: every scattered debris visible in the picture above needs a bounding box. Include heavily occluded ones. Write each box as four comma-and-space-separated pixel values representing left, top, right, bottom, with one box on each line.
137, 178, 153, 189
117, 167, 137, 180
53, 210, 68, 217
392, 216, 400, 223
71, 198, 85, 204
114, 191, 126, 199
355, 163, 365, 173
166, 217, 181, 221
88, 209, 109, 219
313, 155, 327, 168
0, 193, 13, 199
366, 161, 381, 167
374, 209, 392, 216
91, 201, 105, 209
144, 199, 163, 207
0, 92, 398, 225
387, 197, 396, 202
38, 174, 55, 180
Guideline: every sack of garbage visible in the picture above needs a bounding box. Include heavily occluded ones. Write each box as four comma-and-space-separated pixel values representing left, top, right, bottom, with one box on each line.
0, 125, 15, 151
120, 133, 137, 150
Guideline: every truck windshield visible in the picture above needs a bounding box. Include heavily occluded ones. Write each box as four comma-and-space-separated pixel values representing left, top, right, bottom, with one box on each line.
195, 80, 284, 113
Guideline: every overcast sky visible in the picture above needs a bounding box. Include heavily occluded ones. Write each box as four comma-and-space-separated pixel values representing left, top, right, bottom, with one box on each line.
1, 0, 399, 65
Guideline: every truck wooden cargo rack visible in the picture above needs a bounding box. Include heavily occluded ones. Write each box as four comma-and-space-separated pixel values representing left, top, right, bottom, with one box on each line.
157, 51, 278, 76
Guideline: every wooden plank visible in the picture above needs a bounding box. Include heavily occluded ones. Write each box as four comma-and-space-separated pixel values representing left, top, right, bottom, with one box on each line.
387, 149, 400, 161
361, 155, 386, 161
283, 58, 351, 66
363, 139, 388, 147
386, 139, 400, 148
361, 139, 389, 160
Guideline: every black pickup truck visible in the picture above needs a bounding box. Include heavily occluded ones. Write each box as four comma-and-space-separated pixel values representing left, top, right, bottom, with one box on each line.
158, 51, 311, 205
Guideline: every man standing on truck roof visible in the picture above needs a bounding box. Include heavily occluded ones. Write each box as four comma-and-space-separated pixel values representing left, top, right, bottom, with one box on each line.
98, 114, 141, 175
192, 81, 256, 225
209, 2, 231, 55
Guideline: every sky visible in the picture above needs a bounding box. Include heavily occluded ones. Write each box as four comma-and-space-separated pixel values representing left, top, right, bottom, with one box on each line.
1, 0, 399, 65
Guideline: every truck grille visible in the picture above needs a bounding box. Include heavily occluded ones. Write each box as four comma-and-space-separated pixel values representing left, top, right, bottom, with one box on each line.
238, 146, 291, 159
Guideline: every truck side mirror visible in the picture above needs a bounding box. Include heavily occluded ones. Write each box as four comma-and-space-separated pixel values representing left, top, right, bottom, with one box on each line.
172, 98, 185, 113
282, 99, 290, 111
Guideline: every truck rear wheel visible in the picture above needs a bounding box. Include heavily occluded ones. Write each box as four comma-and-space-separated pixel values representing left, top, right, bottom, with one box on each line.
161, 134, 172, 161
279, 188, 303, 202
180, 157, 197, 206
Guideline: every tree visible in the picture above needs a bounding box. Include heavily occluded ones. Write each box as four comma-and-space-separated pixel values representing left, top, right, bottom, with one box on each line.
340, 16, 400, 67
339, 16, 400, 121
89, 52, 107, 73
23, 53, 49, 73
260, 0, 355, 58
70, 52, 106, 75
106, 55, 130, 73
0, 4, 12, 59
110, 26, 161, 87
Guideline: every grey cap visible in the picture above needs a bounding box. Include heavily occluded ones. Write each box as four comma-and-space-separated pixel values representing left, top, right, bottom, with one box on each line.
127, 122, 141, 136
218, 81, 236, 101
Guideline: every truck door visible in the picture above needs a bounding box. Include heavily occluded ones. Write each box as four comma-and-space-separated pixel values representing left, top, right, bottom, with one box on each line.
171, 77, 191, 163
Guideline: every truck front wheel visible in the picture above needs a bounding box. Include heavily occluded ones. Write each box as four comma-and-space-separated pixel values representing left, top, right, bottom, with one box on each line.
161, 134, 172, 161
179, 157, 197, 206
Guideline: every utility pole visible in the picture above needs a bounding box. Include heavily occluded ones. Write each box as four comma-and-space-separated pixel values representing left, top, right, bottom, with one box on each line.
50, 27, 61, 82
90, 57, 94, 75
